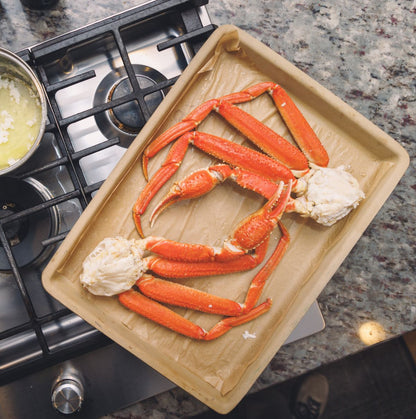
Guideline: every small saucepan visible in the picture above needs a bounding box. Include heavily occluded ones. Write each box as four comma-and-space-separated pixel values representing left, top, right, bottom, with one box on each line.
0, 47, 47, 175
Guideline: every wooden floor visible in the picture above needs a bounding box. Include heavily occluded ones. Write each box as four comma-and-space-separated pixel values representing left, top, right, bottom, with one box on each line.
192, 329, 416, 419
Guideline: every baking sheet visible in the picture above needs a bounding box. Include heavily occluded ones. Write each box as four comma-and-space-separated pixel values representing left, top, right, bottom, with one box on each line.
42, 25, 409, 413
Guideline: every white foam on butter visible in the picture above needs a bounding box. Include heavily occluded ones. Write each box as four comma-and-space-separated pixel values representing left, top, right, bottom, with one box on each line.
0, 75, 41, 170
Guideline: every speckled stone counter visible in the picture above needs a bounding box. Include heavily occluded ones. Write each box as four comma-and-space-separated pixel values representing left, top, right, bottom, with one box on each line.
1, 0, 414, 417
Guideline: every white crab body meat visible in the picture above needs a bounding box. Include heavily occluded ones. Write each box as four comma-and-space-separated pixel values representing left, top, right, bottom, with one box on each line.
294, 165, 365, 227
80, 237, 145, 296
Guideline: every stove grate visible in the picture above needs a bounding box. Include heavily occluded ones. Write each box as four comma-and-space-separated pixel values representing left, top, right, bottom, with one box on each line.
0, 0, 215, 384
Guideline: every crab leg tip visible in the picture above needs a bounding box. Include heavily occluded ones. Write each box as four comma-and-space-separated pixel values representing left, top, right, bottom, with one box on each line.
142, 155, 149, 181
150, 191, 181, 226
133, 213, 145, 238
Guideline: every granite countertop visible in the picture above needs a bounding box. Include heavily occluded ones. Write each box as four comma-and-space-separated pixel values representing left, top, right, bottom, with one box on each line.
1, 0, 414, 417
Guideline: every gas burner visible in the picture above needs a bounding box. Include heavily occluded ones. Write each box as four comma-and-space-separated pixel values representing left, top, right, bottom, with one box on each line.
0, 177, 59, 270
93, 65, 167, 147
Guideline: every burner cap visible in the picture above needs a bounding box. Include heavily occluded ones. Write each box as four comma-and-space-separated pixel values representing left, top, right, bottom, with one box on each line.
0, 177, 59, 270
108, 78, 142, 133
94, 65, 168, 147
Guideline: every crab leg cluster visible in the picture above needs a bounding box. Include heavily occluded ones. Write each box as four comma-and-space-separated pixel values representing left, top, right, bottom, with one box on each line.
82, 82, 363, 340
82, 183, 291, 340
120, 212, 290, 340
134, 82, 329, 237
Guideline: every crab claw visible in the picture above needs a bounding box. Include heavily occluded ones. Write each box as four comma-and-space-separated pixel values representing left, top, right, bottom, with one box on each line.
229, 180, 292, 252
150, 164, 285, 227
150, 165, 232, 227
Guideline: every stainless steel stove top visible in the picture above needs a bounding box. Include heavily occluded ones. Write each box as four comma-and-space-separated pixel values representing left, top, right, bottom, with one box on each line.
0, 2, 324, 417
44, 8, 199, 186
